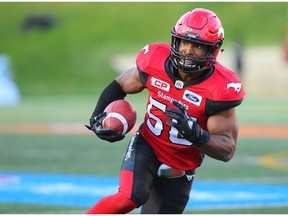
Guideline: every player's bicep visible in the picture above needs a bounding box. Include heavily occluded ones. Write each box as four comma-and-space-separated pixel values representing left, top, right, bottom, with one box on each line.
207, 108, 239, 141
116, 67, 145, 94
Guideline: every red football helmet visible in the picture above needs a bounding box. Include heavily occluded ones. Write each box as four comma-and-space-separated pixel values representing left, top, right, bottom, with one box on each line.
170, 8, 224, 74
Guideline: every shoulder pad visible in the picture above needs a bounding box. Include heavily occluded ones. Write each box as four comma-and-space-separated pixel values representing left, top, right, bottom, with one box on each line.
136, 43, 170, 73
212, 62, 245, 101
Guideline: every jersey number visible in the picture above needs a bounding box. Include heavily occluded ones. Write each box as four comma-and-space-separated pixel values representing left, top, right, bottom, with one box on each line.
146, 96, 195, 146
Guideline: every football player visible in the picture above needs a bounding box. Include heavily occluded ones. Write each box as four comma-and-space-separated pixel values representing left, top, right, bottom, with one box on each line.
86, 8, 245, 214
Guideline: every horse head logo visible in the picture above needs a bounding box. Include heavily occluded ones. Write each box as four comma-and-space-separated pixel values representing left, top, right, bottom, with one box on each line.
227, 82, 242, 94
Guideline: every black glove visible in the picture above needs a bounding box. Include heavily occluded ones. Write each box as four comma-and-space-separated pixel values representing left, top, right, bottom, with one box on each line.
165, 100, 210, 147
85, 112, 125, 143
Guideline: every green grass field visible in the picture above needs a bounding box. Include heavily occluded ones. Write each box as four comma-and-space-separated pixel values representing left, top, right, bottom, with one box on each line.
0, 95, 288, 213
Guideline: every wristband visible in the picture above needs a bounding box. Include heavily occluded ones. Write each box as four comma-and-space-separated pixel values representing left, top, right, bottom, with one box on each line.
194, 129, 210, 147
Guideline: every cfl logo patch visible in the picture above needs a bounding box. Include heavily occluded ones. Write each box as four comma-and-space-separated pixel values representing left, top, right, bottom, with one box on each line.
151, 77, 170, 92
175, 80, 184, 89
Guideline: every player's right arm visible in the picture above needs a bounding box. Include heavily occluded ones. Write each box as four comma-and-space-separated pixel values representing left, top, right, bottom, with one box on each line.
87, 43, 154, 141
115, 67, 145, 94
87, 67, 144, 142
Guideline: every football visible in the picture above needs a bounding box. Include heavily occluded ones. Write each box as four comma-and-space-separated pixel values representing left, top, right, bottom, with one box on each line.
102, 99, 137, 135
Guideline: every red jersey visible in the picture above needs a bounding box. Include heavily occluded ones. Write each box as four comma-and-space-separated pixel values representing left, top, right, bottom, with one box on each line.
136, 43, 245, 170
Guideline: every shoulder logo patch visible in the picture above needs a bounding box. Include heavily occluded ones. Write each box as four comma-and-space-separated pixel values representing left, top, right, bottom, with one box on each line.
227, 82, 243, 94
182, 90, 202, 106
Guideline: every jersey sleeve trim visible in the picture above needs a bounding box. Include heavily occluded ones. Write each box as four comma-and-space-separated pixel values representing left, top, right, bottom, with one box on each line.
137, 67, 149, 87
205, 98, 244, 116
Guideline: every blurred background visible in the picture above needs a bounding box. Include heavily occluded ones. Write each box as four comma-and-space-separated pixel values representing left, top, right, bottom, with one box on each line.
0, 2, 287, 98
1, 2, 288, 214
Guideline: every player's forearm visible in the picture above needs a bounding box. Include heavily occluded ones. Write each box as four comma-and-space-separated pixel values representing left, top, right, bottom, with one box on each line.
199, 134, 237, 162
92, 80, 127, 116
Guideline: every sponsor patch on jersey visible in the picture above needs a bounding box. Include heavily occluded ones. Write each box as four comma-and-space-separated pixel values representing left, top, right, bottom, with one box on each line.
182, 90, 202, 106
151, 77, 170, 92
227, 82, 242, 94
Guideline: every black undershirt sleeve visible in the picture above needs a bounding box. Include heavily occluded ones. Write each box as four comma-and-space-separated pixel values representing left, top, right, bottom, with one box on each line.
92, 80, 127, 116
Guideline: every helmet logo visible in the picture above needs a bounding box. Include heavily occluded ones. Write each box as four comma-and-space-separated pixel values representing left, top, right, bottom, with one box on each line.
217, 27, 224, 38
142, 45, 150, 55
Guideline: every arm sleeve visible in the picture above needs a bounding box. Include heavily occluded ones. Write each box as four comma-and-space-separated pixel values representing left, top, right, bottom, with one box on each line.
92, 80, 127, 116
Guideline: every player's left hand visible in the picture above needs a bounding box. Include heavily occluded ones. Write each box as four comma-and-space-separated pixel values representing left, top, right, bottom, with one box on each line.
165, 100, 210, 147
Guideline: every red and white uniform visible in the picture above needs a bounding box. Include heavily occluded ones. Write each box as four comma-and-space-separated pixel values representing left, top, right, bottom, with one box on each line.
137, 43, 245, 171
